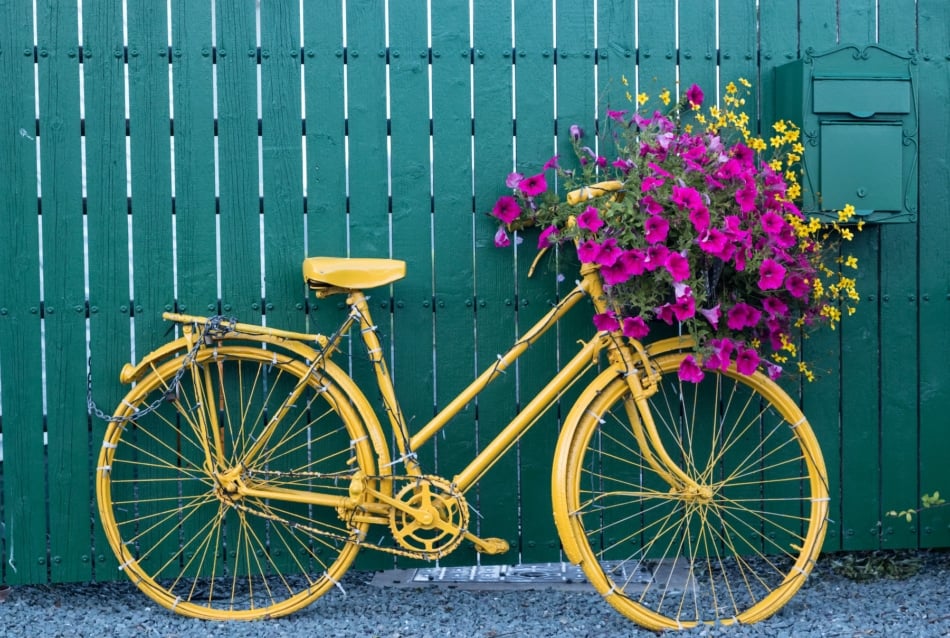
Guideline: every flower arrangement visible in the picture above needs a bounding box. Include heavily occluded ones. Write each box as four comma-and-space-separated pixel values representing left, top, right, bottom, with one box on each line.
490, 78, 861, 382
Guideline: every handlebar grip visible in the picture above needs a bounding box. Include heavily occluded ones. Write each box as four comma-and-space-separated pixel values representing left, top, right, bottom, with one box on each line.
565, 180, 625, 206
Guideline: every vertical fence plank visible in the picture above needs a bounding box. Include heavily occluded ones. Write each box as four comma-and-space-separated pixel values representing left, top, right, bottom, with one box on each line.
125, 2, 175, 348
35, 0, 89, 583
301, 2, 350, 372
794, 0, 846, 553
82, 0, 130, 582
429, 0, 481, 566
636, 0, 676, 96
261, 1, 305, 330
514, 0, 597, 566
170, 3, 216, 316
472, 0, 519, 563
677, 0, 718, 94
216, 1, 261, 319
388, 0, 435, 563
916, 0, 950, 549
718, 0, 758, 112
831, 0, 885, 553
875, 0, 921, 549
597, 0, 635, 96
509, 0, 557, 564
124, 0, 175, 577
0, 0, 45, 587
345, 1, 389, 256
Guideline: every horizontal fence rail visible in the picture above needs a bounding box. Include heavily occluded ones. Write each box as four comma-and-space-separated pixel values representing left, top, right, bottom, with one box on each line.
0, 0, 948, 585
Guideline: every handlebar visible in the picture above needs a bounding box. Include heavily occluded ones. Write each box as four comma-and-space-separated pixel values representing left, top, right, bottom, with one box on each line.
565, 180, 624, 206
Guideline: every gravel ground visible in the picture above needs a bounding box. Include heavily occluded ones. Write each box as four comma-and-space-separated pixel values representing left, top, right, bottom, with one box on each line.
1, 550, 948, 637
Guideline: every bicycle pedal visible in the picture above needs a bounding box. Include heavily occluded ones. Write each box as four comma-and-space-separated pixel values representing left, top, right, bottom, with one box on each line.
466, 533, 509, 555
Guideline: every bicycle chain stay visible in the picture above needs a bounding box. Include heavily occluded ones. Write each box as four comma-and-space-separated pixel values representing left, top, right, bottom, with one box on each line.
226, 473, 471, 562
86, 315, 237, 424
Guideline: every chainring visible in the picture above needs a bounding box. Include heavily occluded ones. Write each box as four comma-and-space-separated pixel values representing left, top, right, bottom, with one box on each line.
388, 476, 469, 559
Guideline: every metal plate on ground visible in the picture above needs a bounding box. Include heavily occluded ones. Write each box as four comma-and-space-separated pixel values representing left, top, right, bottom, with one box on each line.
369, 560, 677, 592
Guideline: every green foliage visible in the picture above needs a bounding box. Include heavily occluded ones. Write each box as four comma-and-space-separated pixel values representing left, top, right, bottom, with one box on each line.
886, 490, 946, 522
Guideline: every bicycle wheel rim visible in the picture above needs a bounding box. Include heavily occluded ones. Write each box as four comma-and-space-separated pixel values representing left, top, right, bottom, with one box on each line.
96, 346, 377, 620
555, 355, 829, 630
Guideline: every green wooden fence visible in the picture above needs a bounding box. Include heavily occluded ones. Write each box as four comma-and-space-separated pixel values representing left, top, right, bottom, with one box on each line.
0, 0, 947, 586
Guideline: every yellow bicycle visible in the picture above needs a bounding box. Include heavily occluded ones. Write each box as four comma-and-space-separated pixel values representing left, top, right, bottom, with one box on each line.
95, 186, 828, 631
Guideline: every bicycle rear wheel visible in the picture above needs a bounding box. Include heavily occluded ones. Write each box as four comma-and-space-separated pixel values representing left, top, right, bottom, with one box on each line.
553, 354, 828, 630
96, 345, 380, 620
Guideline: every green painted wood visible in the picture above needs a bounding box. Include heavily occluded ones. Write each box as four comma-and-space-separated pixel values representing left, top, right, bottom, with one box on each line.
597, 0, 635, 92
676, 0, 718, 96
717, 0, 758, 122
302, 3, 347, 259
344, 1, 389, 257
301, 2, 350, 366
170, 4, 216, 316
216, 1, 261, 320
636, 0, 676, 98
429, 0, 482, 567
793, 0, 847, 553
916, 0, 950, 549
509, 0, 558, 565
81, 0, 131, 582
515, 0, 596, 566
875, 0, 920, 549
261, 1, 306, 331
124, 0, 176, 578
471, 0, 520, 565
0, 0, 46, 587
34, 0, 89, 584
388, 0, 435, 553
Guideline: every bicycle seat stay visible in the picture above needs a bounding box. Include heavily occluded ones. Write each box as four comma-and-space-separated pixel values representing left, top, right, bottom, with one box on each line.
303, 256, 406, 296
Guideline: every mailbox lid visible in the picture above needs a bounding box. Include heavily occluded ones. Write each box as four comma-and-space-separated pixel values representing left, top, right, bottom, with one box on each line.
813, 76, 912, 117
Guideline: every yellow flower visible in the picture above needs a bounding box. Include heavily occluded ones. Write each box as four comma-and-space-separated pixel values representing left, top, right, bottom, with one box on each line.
772, 120, 788, 133
769, 159, 783, 171
837, 204, 855, 222
845, 255, 858, 269
750, 137, 767, 152
621, 74, 629, 86
660, 89, 671, 105
793, 142, 805, 154
637, 92, 648, 105
725, 81, 737, 94
739, 77, 751, 87
840, 227, 854, 241
770, 135, 785, 148
626, 90, 634, 103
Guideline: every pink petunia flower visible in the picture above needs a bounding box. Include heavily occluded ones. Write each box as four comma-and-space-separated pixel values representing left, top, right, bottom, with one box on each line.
666, 251, 691, 282
764, 362, 783, 380
594, 238, 622, 267
644, 215, 669, 243
538, 225, 558, 249
622, 316, 650, 340
655, 303, 676, 325
577, 206, 604, 233
672, 293, 696, 321
518, 173, 548, 197
678, 355, 705, 383
491, 195, 521, 223
699, 304, 721, 329
592, 311, 620, 332
577, 239, 600, 263
569, 124, 584, 140
762, 296, 788, 318
644, 244, 670, 271
689, 205, 711, 233
785, 274, 810, 299
735, 346, 760, 376
758, 258, 787, 290
494, 226, 510, 247
686, 84, 704, 108
505, 172, 524, 189
726, 302, 762, 330
542, 155, 560, 171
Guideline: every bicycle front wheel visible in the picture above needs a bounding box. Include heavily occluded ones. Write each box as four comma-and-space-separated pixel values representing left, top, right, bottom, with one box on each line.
96, 345, 381, 620
553, 354, 828, 630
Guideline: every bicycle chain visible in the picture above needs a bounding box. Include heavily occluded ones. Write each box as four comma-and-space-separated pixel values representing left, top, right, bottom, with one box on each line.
86, 315, 236, 424
228, 473, 463, 562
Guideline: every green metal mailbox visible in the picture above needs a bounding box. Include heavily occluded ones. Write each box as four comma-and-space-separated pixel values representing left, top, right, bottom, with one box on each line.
774, 44, 919, 223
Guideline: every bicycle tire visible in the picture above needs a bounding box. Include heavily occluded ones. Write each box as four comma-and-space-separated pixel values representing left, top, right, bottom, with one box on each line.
552, 353, 828, 630
96, 345, 382, 620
